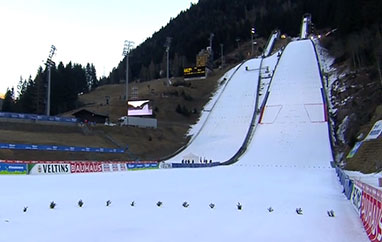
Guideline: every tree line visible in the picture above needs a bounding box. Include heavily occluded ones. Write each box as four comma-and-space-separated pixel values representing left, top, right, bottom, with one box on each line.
3, 0, 381, 114
2, 62, 98, 115
102, 0, 381, 85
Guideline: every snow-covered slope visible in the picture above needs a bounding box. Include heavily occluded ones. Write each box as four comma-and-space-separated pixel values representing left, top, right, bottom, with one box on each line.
167, 52, 281, 164
167, 58, 262, 163
240, 40, 333, 167
0, 40, 369, 242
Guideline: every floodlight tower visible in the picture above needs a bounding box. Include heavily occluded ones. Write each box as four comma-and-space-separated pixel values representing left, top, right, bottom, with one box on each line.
123, 40, 134, 101
251, 27, 256, 55
209, 33, 214, 66
164, 37, 172, 85
45, 45, 56, 116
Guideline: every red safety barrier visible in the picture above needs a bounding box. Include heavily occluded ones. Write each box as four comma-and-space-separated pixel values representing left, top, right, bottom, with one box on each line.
355, 180, 382, 242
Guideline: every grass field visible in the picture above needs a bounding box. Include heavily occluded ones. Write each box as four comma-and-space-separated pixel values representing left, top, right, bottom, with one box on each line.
0, 68, 231, 161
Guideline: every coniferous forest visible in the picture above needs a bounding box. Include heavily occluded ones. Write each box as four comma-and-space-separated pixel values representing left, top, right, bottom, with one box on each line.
2, 0, 381, 115
2, 63, 98, 115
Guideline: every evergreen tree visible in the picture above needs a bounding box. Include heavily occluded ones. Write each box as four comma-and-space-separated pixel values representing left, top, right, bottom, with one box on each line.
106, 0, 381, 82
16, 76, 37, 113
5, 61, 96, 115
2, 88, 15, 112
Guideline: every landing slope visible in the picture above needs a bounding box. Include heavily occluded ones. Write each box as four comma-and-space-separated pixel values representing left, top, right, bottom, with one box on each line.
241, 40, 333, 166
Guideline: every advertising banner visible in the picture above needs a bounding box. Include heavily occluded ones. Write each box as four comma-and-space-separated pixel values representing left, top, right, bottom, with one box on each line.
102, 163, 129, 172
365, 120, 382, 140
28, 163, 71, 175
160, 163, 172, 169
350, 183, 362, 214
70, 162, 102, 173
112, 163, 119, 171
1, 160, 158, 174
0, 143, 125, 153
102, 163, 111, 172
346, 141, 363, 159
0, 163, 27, 175
356, 181, 382, 242
184, 66, 206, 79
171, 162, 220, 168
120, 163, 127, 171
0, 111, 78, 123
127, 162, 158, 170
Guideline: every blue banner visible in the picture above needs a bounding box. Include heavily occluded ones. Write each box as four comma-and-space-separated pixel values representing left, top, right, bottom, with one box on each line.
0, 143, 125, 153
344, 179, 354, 200
127, 163, 158, 170
171, 162, 220, 168
0, 163, 27, 174
0, 112, 78, 123
335, 166, 353, 200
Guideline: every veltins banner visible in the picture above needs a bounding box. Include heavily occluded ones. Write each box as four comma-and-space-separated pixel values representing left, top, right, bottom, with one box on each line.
29, 163, 71, 175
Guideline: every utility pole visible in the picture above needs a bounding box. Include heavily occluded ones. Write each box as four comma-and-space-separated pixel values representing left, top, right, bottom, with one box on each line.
251, 27, 256, 56
236, 38, 241, 49
209, 33, 214, 49
45, 45, 56, 116
164, 37, 172, 85
208, 33, 214, 67
123, 40, 134, 101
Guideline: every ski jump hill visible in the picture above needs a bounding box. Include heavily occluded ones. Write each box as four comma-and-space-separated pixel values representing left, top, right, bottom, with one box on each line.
0, 40, 369, 242
167, 39, 332, 167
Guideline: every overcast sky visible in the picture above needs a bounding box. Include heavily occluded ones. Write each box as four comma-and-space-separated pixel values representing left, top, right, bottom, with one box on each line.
0, 0, 197, 97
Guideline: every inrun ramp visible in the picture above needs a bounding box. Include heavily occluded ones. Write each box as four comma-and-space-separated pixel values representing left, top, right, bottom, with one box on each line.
167, 58, 262, 163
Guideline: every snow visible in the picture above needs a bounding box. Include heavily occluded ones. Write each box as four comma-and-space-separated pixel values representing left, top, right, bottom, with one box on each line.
0, 40, 369, 242
186, 64, 239, 138
240, 40, 333, 167
167, 58, 263, 163
0, 166, 367, 242
346, 170, 382, 187
169, 52, 281, 163
337, 115, 350, 144
263, 30, 280, 57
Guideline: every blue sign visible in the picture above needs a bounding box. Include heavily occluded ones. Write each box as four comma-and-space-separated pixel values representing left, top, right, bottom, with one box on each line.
0, 143, 125, 154
0, 112, 78, 123
0, 163, 27, 174
126, 163, 158, 170
171, 162, 220, 168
